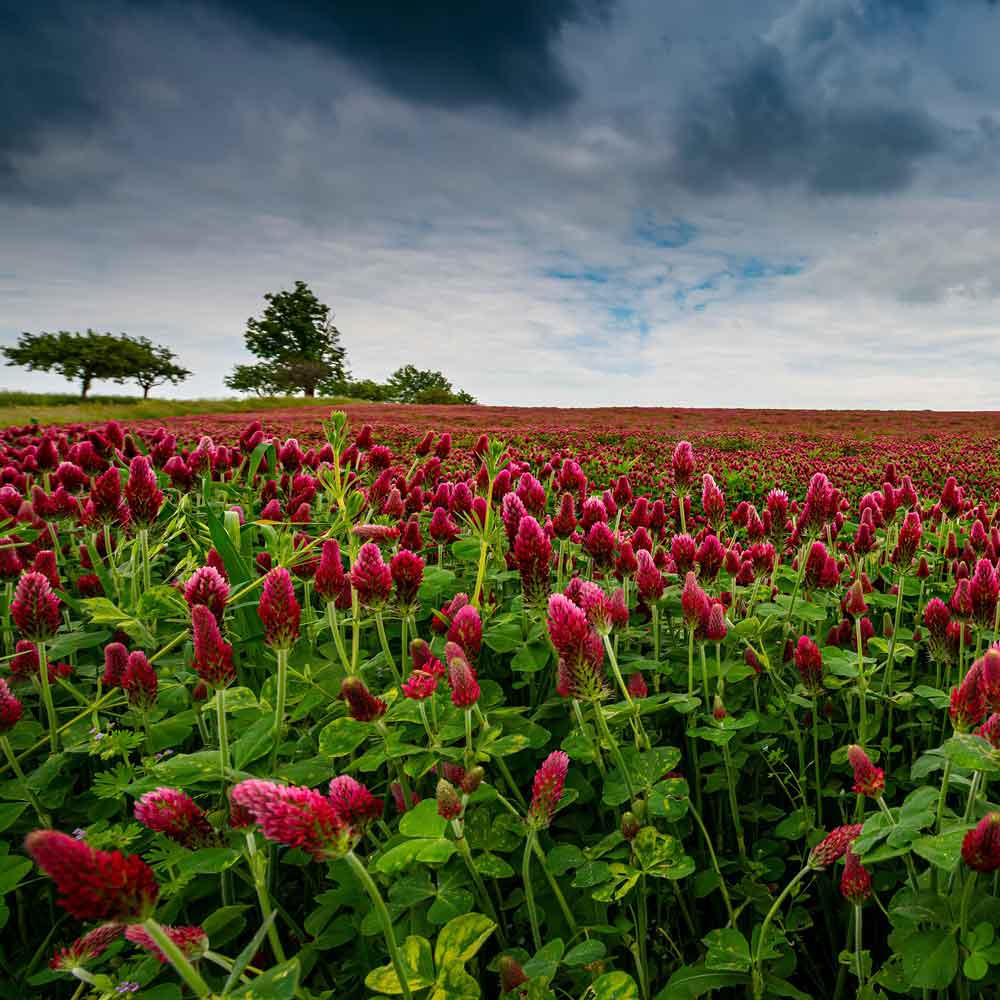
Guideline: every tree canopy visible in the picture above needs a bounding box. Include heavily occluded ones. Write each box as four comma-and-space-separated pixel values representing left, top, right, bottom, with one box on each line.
230, 280, 349, 397
2, 330, 190, 399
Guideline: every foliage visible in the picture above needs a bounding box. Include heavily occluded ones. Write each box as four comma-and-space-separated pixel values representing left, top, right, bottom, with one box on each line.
2, 329, 188, 400
229, 280, 348, 397
0, 408, 999, 998
383, 365, 476, 405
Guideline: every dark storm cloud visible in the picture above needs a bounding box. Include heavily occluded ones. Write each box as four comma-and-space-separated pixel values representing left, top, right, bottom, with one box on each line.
193, 0, 616, 114
669, 43, 944, 195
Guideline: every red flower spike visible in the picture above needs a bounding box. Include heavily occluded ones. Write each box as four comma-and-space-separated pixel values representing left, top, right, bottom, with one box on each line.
447, 604, 482, 660
349, 543, 393, 610
794, 636, 824, 695
125, 924, 208, 964
11, 571, 60, 641
808, 824, 863, 869
436, 779, 463, 821
183, 566, 229, 625
328, 775, 383, 829
102, 642, 129, 688
339, 677, 387, 722
122, 652, 157, 710
0, 679, 23, 733
528, 750, 568, 829
402, 670, 438, 700
190, 605, 235, 689
390, 549, 424, 611
447, 646, 481, 708
514, 515, 552, 609
134, 788, 217, 849
229, 779, 354, 861
963, 813, 1000, 872
847, 745, 884, 798
123, 456, 163, 526
314, 540, 346, 602
258, 567, 301, 649
25, 830, 159, 922
840, 848, 872, 904
50, 923, 124, 972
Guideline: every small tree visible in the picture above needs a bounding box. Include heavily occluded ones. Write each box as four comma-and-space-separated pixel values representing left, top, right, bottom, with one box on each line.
385, 365, 454, 403
125, 337, 191, 398
3, 330, 153, 399
235, 280, 349, 397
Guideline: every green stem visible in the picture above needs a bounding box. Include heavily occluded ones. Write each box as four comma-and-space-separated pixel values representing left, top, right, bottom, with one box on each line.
572, 699, 605, 775
344, 852, 413, 1000
531, 835, 578, 935
374, 612, 401, 686
35, 643, 59, 753
854, 904, 865, 992
636, 873, 650, 1000
880, 573, 906, 696
752, 865, 811, 999
855, 618, 868, 747
935, 759, 954, 835
216, 687, 230, 786
472, 477, 495, 609
453, 828, 506, 945
245, 832, 287, 963
325, 602, 352, 675
687, 798, 735, 925
722, 739, 747, 860
593, 702, 636, 801
270, 647, 289, 774
812, 696, 823, 828
522, 830, 543, 952
141, 919, 211, 997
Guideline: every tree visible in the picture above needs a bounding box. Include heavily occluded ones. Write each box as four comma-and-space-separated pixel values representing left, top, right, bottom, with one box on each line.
383, 365, 477, 404
124, 337, 191, 398
3, 329, 154, 399
236, 280, 348, 397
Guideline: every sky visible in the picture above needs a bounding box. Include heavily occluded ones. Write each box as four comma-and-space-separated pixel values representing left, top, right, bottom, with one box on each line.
3, 0, 1000, 408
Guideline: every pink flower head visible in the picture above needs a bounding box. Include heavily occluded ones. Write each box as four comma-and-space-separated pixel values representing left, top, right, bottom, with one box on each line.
548, 594, 607, 701
86, 467, 126, 526
627, 672, 648, 698
230, 780, 354, 860
25, 830, 159, 922
845, 580, 868, 617
447, 644, 481, 708
635, 548, 664, 603
123, 456, 163, 526
314, 540, 346, 602
979, 649, 1000, 712
840, 849, 872, 904
583, 521, 616, 567
328, 775, 383, 829
190, 604, 235, 689
429, 507, 460, 544
672, 441, 695, 491
410, 637, 445, 676
681, 572, 709, 630
125, 924, 208, 964
514, 515, 553, 609
978, 712, 1000, 748
528, 750, 569, 829
134, 788, 217, 849
671, 534, 697, 576
794, 636, 824, 694
971, 558, 1000, 627
809, 824, 863, 869
31, 550, 60, 592
552, 492, 577, 540
696, 534, 726, 582
122, 652, 157, 710
847, 745, 884, 798
402, 669, 438, 700
390, 549, 424, 610
951, 666, 986, 731
11, 571, 60, 641
50, 923, 124, 972
0, 678, 23, 732
183, 566, 229, 625
258, 567, 301, 649
447, 604, 482, 661
350, 542, 393, 610
701, 474, 726, 527
963, 813, 1000, 872
704, 603, 727, 642
339, 677, 387, 722
577, 581, 622, 636
102, 642, 129, 688
895, 510, 922, 567
436, 778, 463, 820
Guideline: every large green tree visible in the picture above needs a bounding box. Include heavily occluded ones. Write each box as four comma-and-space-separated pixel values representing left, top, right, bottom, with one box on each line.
233, 280, 348, 397
1, 329, 182, 399
383, 365, 477, 404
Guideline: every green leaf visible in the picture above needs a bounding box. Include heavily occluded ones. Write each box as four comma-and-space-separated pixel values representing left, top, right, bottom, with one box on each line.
0, 803, 27, 833
900, 929, 959, 990
228, 958, 300, 998
911, 829, 971, 872
429, 962, 481, 1000
943, 735, 1000, 773
564, 939, 606, 966
656, 963, 751, 999
176, 848, 241, 877
433, 912, 496, 968
451, 538, 482, 563
201, 905, 249, 949
318, 717, 370, 757
964, 954, 989, 981
365, 935, 435, 994
523, 939, 565, 979
703, 928, 751, 973
0, 856, 33, 895
590, 971, 639, 999
399, 799, 448, 839
602, 746, 681, 806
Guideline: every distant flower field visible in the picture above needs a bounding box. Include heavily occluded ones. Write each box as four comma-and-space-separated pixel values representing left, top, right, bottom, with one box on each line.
1, 406, 1000, 998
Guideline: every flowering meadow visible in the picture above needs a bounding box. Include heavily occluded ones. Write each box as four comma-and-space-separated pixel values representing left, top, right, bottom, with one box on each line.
3, 410, 1000, 998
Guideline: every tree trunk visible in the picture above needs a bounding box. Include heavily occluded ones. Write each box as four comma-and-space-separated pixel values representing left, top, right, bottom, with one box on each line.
81, 376, 91, 400
143, 385, 150, 399
303, 386, 315, 398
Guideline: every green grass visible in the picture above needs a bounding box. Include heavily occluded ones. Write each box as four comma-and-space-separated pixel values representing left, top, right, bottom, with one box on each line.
0, 392, 356, 429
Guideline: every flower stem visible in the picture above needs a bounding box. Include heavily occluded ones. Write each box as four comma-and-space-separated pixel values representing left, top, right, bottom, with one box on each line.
752, 865, 811, 999
345, 851, 413, 1000
522, 830, 543, 952
36, 643, 59, 753
269, 647, 289, 773
325, 602, 352, 675
687, 798, 735, 925
593, 702, 635, 801
452, 827, 506, 945
374, 612, 401, 686
853, 903, 865, 991
244, 831, 287, 963
531, 835, 577, 935
216, 687, 230, 787
141, 919, 211, 997
811, 696, 823, 828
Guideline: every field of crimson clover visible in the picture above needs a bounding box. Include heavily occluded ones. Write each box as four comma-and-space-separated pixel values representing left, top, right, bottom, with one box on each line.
4, 412, 1000, 998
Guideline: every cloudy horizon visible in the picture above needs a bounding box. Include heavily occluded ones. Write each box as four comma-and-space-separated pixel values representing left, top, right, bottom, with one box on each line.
3, 0, 1000, 409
